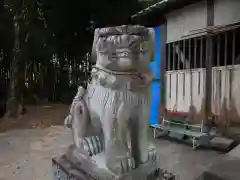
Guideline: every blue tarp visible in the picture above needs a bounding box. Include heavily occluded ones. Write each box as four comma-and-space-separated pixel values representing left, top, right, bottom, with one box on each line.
149, 81, 161, 125
149, 26, 161, 78
149, 26, 161, 125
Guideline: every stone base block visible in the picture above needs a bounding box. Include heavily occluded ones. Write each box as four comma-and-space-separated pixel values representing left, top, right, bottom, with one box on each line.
227, 144, 240, 159
52, 154, 175, 180
210, 137, 235, 151
196, 157, 240, 180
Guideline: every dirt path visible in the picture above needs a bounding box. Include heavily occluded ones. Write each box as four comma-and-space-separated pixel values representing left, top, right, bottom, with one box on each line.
0, 126, 72, 180
0, 104, 69, 133
0, 126, 224, 180
0, 104, 70, 180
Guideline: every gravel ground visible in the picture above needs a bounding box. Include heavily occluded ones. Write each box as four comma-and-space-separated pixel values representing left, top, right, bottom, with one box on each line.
0, 125, 225, 180
0, 126, 71, 180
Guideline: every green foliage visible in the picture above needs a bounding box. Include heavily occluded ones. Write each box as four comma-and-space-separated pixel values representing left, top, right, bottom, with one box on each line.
2, 0, 48, 58
0, 0, 143, 103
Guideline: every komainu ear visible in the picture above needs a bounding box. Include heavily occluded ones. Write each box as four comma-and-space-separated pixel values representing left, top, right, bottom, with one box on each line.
147, 28, 155, 61
91, 28, 100, 63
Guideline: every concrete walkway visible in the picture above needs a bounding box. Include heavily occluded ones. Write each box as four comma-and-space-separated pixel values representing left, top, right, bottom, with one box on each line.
155, 139, 223, 180
0, 126, 223, 180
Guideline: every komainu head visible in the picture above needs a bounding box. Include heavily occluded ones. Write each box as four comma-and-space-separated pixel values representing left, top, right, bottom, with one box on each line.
91, 25, 154, 72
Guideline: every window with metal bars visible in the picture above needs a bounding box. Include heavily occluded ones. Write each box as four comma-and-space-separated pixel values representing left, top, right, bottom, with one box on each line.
166, 37, 207, 71
166, 27, 240, 71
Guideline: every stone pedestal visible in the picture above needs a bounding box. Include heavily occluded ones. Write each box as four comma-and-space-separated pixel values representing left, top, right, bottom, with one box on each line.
52, 154, 175, 180
228, 144, 240, 159
196, 157, 240, 180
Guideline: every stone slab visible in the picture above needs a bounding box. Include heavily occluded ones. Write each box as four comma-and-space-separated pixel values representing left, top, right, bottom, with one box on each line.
52, 154, 95, 180
227, 144, 240, 159
52, 153, 176, 180
196, 157, 240, 180
210, 137, 235, 151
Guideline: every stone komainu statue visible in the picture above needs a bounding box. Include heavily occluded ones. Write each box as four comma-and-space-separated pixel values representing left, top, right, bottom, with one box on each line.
64, 25, 156, 175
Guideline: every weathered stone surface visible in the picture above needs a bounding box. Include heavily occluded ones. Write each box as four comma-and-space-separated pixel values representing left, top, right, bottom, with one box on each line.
210, 137, 235, 151
0, 126, 224, 180
227, 144, 240, 159
196, 157, 240, 180
53, 153, 166, 180
62, 25, 157, 176
52, 155, 91, 180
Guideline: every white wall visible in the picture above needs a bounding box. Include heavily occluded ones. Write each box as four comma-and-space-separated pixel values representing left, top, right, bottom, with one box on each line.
164, 0, 240, 123
214, 0, 240, 26
166, 69, 205, 113
166, 1, 207, 43
165, 66, 240, 122
166, 0, 240, 43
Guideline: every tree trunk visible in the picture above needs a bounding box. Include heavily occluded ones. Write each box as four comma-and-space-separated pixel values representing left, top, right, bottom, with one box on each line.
59, 53, 69, 101
6, 15, 22, 118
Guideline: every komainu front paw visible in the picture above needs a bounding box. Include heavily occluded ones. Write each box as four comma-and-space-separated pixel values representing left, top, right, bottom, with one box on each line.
64, 115, 72, 128
107, 155, 136, 175
82, 136, 103, 156
140, 146, 157, 164
147, 147, 157, 162
75, 136, 103, 156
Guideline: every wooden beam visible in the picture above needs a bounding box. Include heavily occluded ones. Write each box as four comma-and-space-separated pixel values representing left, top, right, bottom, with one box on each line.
160, 22, 167, 107
205, 0, 214, 120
